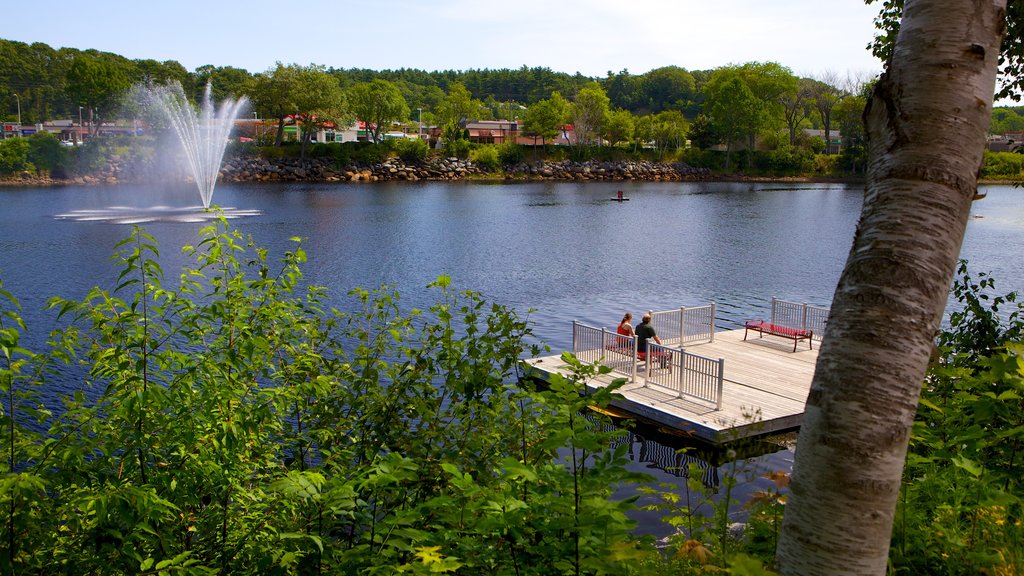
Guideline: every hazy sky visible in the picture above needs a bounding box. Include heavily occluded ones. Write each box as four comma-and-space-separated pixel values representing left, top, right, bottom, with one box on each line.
5, 0, 883, 79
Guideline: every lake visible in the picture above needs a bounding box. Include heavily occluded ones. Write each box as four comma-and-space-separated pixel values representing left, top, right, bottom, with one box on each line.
1, 179, 1021, 537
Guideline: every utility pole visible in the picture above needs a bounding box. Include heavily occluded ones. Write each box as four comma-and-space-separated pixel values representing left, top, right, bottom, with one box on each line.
13, 93, 20, 127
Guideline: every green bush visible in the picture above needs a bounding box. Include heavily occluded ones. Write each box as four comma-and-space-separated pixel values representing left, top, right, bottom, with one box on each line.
496, 141, 525, 166
0, 221, 661, 574
444, 137, 471, 159
981, 149, 1024, 178
470, 145, 499, 171
753, 145, 814, 175
351, 142, 390, 164
890, 262, 1024, 575
393, 137, 429, 163
26, 133, 70, 177
0, 136, 32, 174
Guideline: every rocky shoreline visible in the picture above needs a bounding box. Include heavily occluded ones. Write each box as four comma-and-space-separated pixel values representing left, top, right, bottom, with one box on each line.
2, 155, 712, 186
219, 156, 710, 183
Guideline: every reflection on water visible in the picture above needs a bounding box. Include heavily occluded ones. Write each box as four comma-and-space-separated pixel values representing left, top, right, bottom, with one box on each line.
54, 205, 261, 224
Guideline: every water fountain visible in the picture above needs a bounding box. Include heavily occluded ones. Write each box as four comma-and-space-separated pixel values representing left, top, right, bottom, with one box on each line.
55, 81, 260, 224
150, 81, 247, 209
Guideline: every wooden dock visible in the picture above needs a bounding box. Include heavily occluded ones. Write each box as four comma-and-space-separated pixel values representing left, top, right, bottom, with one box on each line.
521, 327, 818, 445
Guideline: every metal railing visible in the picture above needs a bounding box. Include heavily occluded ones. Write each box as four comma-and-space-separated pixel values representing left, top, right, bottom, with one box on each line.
572, 321, 638, 382
649, 302, 716, 346
642, 341, 724, 410
771, 297, 830, 342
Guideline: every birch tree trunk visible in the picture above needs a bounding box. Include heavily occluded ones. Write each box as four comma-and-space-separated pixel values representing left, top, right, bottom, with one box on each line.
775, 1, 1005, 574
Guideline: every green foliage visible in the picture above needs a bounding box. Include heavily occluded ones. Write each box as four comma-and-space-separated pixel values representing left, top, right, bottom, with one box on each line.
392, 137, 429, 163
496, 141, 525, 166
982, 150, 1024, 179
470, 145, 500, 171
347, 79, 410, 144
351, 142, 390, 164
26, 132, 70, 177
890, 262, 1024, 575
0, 137, 32, 174
444, 137, 471, 159
868, 0, 1024, 102
1, 219, 706, 574
753, 145, 815, 175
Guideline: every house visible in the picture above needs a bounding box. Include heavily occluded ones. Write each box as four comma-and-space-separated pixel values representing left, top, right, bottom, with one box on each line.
802, 129, 843, 154
464, 120, 519, 144
987, 131, 1024, 152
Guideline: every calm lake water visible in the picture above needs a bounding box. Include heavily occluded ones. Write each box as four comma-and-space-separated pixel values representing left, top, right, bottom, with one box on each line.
1, 179, 1021, 537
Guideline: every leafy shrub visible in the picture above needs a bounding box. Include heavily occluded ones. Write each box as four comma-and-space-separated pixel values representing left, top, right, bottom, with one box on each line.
981, 149, 1024, 178
26, 133, 70, 177
0, 221, 662, 574
890, 262, 1024, 575
496, 141, 525, 166
470, 145, 499, 171
351, 142, 390, 164
444, 137, 471, 159
393, 137, 429, 162
753, 146, 814, 175
0, 136, 32, 173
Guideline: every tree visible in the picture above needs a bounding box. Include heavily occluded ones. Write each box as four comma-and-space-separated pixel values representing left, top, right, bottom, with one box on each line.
703, 62, 796, 167
570, 82, 610, 147
191, 65, 252, 103
604, 69, 642, 111
686, 113, 719, 150
781, 78, 815, 145
868, 0, 1024, 102
248, 63, 298, 146
65, 52, 133, 136
248, 63, 343, 148
521, 92, 569, 147
809, 71, 847, 154
436, 82, 486, 128
640, 66, 696, 113
775, 1, 1006, 574
705, 76, 762, 169
650, 110, 688, 155
603, 108, 635, 147
347, 79, 409, 143
132, 59, 189, 88
290, 66, 346, 156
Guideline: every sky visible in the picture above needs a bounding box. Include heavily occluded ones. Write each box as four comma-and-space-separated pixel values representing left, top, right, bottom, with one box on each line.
4, 0, 884, 80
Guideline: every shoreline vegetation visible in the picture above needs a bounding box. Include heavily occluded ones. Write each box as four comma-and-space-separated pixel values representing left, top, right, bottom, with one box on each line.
1, 136, 1016, 188
1, 142, 871, 188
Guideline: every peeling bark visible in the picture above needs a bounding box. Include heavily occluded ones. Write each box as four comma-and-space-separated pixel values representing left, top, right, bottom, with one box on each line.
775, 1, 1005, 574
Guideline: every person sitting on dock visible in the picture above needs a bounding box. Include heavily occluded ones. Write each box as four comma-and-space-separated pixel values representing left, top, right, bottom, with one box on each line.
615, 312, 636, 348
617, 313, 635, 337
635, 313, 662, 360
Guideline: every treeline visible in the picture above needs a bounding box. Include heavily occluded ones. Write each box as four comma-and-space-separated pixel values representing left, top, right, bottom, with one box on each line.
1, 39, 869, 169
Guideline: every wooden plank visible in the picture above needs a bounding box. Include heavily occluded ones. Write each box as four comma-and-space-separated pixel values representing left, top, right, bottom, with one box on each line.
521, 328, 818, 445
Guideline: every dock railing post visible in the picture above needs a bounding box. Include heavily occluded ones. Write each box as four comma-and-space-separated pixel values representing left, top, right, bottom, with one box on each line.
710, 301, 716, 342
802, 302, 808, 332
572, 320, 579, 354
631, 333, 638, 383
679, 306, 686, 343
715, 358, 724, 410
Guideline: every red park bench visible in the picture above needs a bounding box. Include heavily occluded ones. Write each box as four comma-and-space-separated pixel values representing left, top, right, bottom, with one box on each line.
743, 320, 813, 352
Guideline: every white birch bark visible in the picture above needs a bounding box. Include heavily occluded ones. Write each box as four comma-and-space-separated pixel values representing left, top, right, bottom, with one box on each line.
775, 1, 1006, 574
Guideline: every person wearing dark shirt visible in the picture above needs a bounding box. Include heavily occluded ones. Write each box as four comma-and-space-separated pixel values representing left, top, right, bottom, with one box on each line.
635, 313, 661, 359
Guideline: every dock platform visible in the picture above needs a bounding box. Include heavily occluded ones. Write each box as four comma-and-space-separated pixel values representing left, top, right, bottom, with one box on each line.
521, 328, 818, 445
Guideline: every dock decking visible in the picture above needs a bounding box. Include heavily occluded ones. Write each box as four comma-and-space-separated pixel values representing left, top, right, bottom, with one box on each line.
521, 328, 818, 445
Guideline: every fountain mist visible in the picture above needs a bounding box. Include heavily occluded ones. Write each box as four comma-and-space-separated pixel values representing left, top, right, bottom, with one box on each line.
148, 82, 248, 209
